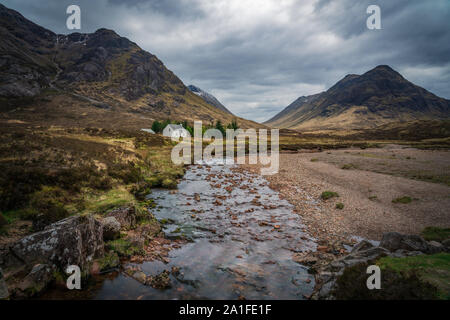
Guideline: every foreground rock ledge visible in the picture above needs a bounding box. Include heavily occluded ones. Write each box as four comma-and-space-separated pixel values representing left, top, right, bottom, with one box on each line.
311, 232, 450, 300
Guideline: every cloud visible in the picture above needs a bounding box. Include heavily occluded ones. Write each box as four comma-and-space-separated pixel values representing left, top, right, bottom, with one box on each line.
2, 0, 450, 122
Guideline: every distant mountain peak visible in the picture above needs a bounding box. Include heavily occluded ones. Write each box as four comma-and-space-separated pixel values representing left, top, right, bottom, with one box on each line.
265, 65, 450, 131
187, 85, 233, 115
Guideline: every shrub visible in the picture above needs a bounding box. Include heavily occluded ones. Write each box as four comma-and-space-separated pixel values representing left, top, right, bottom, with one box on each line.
336, 203, 344, 209
321, 191, 339, 200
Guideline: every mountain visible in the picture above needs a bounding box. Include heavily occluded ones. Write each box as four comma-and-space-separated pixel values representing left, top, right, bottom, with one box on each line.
265, 65, 450, 131
187, 85, 233, 114
0, 4, 259, 129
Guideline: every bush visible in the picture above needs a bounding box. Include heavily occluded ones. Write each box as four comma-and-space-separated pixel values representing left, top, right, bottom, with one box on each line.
336, 203, 344, 209
321, 191, 339, 200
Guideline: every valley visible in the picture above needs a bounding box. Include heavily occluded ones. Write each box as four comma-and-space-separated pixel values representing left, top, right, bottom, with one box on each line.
0, 3, 449, 301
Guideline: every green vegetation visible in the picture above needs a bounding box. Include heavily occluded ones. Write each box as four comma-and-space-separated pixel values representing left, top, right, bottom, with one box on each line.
341, 163, 357, 170
392, 196, 412, 204
81, 187, 135, 214
97, 252, 120, 272
106, 238, 145, 257
421, 227, 450, 242
377, 253, 450, 299
321, 191, 339, 200
310, 158, 319, 162
368, 195, 378, 201
0, 126, 184, 233
334, 260, 443, 300
227, 119, 239, 130
151, 118, 239, 137
215, 120, 226, 135
335, 202, 344, 210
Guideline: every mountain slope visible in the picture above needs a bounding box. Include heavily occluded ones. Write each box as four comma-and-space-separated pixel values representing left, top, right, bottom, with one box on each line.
188, 85, 233, 114
265, 65, 450, 131
0, 4, 260, 129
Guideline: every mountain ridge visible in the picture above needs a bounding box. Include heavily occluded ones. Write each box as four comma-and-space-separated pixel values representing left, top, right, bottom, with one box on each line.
265, 65, 450, 131
0, 3, 261, 129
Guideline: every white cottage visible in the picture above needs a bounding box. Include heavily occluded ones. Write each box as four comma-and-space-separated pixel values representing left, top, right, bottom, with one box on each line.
163, 124, 189, 139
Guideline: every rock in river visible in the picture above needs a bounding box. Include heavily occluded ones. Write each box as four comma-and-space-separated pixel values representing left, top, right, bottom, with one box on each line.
102, 216, 121, 241
106, 206, 137, 230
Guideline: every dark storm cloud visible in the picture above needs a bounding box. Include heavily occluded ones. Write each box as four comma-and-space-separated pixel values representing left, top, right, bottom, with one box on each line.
2, 0, 450, 122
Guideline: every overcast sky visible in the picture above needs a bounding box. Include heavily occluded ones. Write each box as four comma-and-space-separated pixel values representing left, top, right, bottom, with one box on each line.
3, 0, 450, 122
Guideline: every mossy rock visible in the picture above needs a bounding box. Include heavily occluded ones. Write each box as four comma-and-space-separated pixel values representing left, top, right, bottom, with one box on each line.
333, 261, 441, 300
161, 178, 177, 189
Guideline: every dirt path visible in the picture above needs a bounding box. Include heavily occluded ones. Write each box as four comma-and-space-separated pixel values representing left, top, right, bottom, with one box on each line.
241, 146, 450, 242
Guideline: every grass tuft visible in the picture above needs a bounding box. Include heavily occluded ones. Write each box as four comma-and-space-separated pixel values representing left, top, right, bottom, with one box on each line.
392, 196, 412, 204
321, 191, 339, 200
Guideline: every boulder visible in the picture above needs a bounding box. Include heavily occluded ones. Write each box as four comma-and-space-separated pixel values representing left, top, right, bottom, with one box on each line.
106, 207, 137, 230
351, 240, 374, 253
0, 267, 9, 300
442, 239, 450, 251
102, 217, 121, 241
380, 232, 430, 253
1, 215, 104, 274
427, 241, 445, 254
14, 264, 53, 298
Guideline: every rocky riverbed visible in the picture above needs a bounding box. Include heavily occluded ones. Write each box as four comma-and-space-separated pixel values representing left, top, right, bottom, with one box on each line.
1, 158, 448, 300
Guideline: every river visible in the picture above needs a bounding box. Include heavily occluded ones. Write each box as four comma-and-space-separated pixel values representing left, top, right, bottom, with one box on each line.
42, 159, 317, 299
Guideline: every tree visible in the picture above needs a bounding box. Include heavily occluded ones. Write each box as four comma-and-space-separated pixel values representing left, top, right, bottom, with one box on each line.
215, 120, 225, 136
151, 120, 163, 133
227, 119, 239, 130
